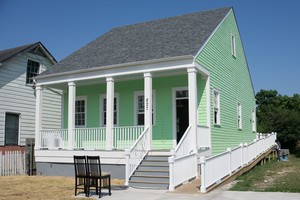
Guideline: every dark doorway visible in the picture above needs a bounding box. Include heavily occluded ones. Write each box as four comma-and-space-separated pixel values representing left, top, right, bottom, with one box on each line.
176, 99, 189, 143
5, 113, 19, 145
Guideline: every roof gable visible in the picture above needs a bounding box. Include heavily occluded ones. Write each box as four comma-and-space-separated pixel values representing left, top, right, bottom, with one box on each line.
0, 42, 57, 64
43, 7, 231, 76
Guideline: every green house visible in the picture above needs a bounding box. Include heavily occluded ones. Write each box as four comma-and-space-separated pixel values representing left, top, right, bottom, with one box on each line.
34, 7, 256, 187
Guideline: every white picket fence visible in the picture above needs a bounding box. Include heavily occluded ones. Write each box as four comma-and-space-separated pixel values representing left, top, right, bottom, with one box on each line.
0, 151, 26, 176
200, 133, 277, 193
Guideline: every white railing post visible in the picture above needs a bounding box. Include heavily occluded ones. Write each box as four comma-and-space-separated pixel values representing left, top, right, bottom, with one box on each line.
227, 148, 232, 175
200, 156, 206, 193
125, 149, 130, 186
168, 152, 175, 191
240, 143, 243, 168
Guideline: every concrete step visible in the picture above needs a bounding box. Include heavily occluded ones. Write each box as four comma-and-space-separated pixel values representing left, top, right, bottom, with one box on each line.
134, 170, 169, 176
130, 175, 169, 183
129, 180, 169, 189
137, 165, 169, 171
144, 155, 169, 161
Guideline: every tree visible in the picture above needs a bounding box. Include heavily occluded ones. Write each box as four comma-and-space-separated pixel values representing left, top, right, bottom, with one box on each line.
256, 89, 300, 154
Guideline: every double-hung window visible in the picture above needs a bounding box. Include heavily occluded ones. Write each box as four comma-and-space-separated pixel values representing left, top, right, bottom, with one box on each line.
213, 89, 220, 125
100, 94, 118, 126
26, 60, 40, 84
237, 102, 242, 129
231, 33, 236, 58
75, 96, 86, 127
134, 91, 155, 126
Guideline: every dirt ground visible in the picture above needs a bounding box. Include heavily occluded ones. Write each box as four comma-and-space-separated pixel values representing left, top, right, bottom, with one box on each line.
0, 176, 124, 200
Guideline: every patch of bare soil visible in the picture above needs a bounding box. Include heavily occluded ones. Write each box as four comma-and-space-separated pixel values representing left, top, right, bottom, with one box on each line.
172, 178, 202, 194
254, 168, 294, 189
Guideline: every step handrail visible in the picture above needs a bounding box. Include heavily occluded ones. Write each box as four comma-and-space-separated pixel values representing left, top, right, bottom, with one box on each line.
125, 126, 150, 185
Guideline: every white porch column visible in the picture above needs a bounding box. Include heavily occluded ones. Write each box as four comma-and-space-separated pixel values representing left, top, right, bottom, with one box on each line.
68, 81, 76, 150
106, 77, 114, 150
35, 85, 43, 149
144, 72, 152, 150
187, 67, 198, 152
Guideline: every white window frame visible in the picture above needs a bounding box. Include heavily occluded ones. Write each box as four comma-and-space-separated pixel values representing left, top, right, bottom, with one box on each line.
26, 59, 40, 85
213, 89, 220, 125
134, 90, 156, 126
100, 93, 119, 127
252, 108, 256, 132
75, 96, 87, 128
231, 33, 236, 58
237, 102, 242, 130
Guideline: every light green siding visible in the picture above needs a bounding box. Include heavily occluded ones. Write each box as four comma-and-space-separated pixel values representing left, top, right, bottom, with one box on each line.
197, 74, 207, 126
196, 10, 256, 154
63, 75, 207, 149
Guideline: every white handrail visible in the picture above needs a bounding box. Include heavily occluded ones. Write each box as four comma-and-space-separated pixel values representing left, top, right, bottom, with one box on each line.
40, 129, 68, 149
125, 126, 149, 186
74, 128, 106, 150
169, 125, 197, 190
200, 132, 277, 193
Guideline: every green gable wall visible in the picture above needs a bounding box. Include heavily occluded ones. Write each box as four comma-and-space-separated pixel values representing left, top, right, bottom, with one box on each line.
196, 10, 256, 155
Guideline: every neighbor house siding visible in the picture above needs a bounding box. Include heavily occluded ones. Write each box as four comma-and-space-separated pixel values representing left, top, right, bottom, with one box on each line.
196, 10, 256, 154
0, 52, 61, 145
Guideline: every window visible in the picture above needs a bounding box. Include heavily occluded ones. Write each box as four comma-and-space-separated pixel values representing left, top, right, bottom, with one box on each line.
237, 102, 242, 129
252, 108, 256, 132
134, 91, 155, 126
26, 60, 40, 84
75, 97, 86, 127
5, 113, 20, 145
213, 90, 220, 125
100, 94, 118, 126
231, 33, 236, 57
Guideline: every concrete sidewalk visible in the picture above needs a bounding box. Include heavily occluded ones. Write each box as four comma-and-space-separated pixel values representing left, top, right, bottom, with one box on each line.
75, 185, 300, 200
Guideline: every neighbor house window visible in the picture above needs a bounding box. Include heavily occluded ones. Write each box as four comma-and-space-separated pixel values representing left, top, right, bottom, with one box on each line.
231, 33, 236, 57
75, 96, 86, 127
213, 90, 220, 125
100, 94, 118, 126
134, 91, 155, 126
26, 60, 40, 84
237, 102, 242, 129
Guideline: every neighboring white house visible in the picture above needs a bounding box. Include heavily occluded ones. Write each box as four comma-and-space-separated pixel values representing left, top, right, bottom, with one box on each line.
0, 42, 62, 147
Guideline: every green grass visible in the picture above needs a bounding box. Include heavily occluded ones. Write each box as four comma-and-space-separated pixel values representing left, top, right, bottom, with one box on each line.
230, 155, 300, 192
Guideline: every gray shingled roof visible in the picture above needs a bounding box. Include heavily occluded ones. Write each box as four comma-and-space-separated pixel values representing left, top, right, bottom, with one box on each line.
43, 7, 231, 76
0, 42, 57, 63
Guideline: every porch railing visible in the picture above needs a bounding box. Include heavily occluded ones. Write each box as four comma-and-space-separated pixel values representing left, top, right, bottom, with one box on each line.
125, 126, 150, 186
40, 129, 68, 149
200, 132, 277, 193
74, 128, 106, 150
169, 125, 197, 191
113, 126, 144, 149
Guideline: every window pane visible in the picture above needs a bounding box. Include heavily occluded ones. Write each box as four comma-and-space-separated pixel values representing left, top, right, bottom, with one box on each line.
138, 114, 144, 125
176, 90, 188, 98
26, 60, 40, 84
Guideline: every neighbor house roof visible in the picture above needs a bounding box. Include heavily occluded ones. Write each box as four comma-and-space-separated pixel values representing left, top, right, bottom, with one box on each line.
0, 42, 57, 64
43, 7, 231, 76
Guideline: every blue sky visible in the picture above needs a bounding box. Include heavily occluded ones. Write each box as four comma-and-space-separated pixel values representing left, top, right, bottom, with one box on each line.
0, 0, 299, 96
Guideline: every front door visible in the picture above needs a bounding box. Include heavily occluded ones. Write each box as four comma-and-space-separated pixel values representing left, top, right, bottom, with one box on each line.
5, 113, 20, 145
175, 90, 189, 143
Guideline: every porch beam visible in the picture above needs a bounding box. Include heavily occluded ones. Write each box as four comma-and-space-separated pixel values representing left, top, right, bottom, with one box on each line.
187, 67, 198, 152
68, 81, 76, 150
35, 85, 43, 149
144, 72, 152, 150
106, 77, 114, 150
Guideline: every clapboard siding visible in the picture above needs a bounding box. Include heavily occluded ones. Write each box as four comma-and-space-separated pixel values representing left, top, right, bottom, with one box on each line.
196, 10, 256, 154
0, 52, 61, 146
